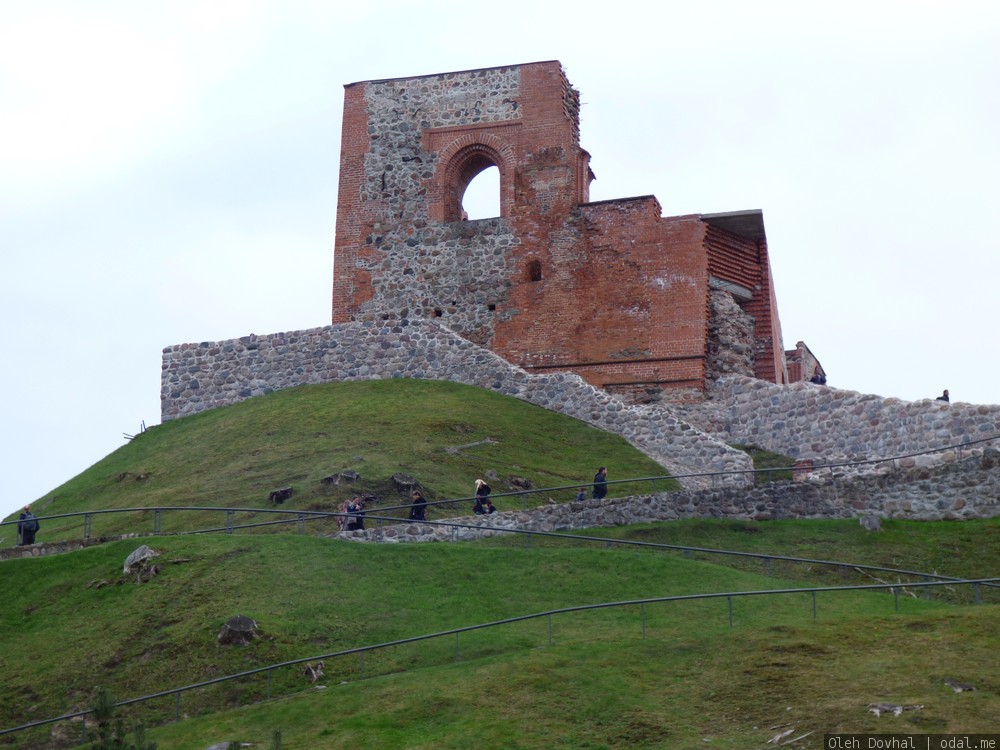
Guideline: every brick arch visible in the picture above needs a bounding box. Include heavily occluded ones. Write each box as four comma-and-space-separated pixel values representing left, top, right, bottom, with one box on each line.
438, 133, 516, 222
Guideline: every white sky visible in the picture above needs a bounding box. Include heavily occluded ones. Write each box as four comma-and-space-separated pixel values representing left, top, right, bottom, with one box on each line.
2, 0, 998, 524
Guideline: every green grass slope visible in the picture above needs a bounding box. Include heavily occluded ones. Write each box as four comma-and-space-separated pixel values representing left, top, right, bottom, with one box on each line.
1, 379, 675, 546
1, 380, 998, 749
0, 522, 997, 750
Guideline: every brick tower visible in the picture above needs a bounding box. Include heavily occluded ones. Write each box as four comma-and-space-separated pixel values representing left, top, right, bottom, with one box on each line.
332, 60, 789, 401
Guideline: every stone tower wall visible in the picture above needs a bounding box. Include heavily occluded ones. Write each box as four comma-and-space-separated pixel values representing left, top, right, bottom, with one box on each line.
330, 61, 788, 396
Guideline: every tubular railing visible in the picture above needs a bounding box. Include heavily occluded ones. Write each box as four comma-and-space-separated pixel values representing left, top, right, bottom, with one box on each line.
2, 576, 997, 740
2, 506, 995, 593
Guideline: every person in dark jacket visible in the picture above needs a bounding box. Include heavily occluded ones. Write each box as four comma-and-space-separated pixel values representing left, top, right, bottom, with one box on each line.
473, 478, 491, 514
345, 497, 366, 531
17, 505, 40, 545
592, 466, 608, 500
409, 490, 428, 522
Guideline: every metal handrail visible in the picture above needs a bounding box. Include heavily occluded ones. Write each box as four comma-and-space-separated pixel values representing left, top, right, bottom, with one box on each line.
1, 505, 992, 590
4, 432, 998, 535
3, 576, 996, 738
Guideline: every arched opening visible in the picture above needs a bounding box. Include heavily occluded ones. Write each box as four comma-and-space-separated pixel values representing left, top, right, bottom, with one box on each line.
444, 143, 504, 222
461, 165, 500, 219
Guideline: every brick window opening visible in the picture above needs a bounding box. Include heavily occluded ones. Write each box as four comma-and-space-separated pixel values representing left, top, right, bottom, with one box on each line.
526, 259, 542, 282
445, 144, 503, 222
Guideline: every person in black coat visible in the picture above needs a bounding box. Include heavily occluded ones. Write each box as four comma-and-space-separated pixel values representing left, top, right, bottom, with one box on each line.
409, 490, 428, 522
345, 497, 366, 531
473, 478, 491, 514
17, 505, 40, 545
592, 466, 608, 500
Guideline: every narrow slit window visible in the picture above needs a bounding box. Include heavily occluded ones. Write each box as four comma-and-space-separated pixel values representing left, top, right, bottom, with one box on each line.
527, 259, 542, 282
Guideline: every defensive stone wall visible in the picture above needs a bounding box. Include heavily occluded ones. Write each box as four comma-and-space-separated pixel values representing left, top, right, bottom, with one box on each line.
161, 319, 752, 488
672, 375, 1000, 464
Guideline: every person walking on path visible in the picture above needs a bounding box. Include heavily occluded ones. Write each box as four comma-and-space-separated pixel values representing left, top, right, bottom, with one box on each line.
592, 467, 608, 500
17, 505, 40, 545
409, 490, 428, 522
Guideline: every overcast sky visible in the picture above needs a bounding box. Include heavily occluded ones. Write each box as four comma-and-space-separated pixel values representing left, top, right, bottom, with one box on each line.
2, 1, 998, 526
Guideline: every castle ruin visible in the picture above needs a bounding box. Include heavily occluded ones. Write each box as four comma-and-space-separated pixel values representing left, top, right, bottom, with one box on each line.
160, 61, 997, 517
331, 60, 819, 402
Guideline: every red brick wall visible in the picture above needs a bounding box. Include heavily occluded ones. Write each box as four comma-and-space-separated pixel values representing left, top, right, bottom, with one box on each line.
331, 82, 375, 323
493, 202, 711, 392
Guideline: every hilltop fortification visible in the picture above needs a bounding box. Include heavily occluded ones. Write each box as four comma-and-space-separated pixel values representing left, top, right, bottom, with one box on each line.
161, 61, 998, 512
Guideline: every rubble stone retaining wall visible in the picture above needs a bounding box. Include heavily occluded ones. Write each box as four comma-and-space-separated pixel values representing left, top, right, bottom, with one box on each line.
161, 319, 752, 488
672, 375, 1000, 465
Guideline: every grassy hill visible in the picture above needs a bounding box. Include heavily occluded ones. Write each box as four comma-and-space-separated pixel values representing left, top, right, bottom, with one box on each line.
1, 379, 675, 545
1, 380, 998, 749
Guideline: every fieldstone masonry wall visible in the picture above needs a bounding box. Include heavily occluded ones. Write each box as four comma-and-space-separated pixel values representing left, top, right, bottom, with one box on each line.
705, 290, 756, 382
337, 66, 527, 346
161, 319, 753, 489
0, 537, 110, 561
673, 375, 1000, 465
355, 67, 523, 342
162, 322, 1000, 507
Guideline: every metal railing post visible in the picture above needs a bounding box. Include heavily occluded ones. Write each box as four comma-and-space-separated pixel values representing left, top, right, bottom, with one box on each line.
226, 510, 235, 534
548, 614, 553, 647
359, 651, 365, 680
728, 596, 733, 627
297, 513, 305, 535
892, 587, 898, 611
83, 513, 92, 540
266, 670, 272, 700
812, 591, 817, 619
153, 509, 162, 535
